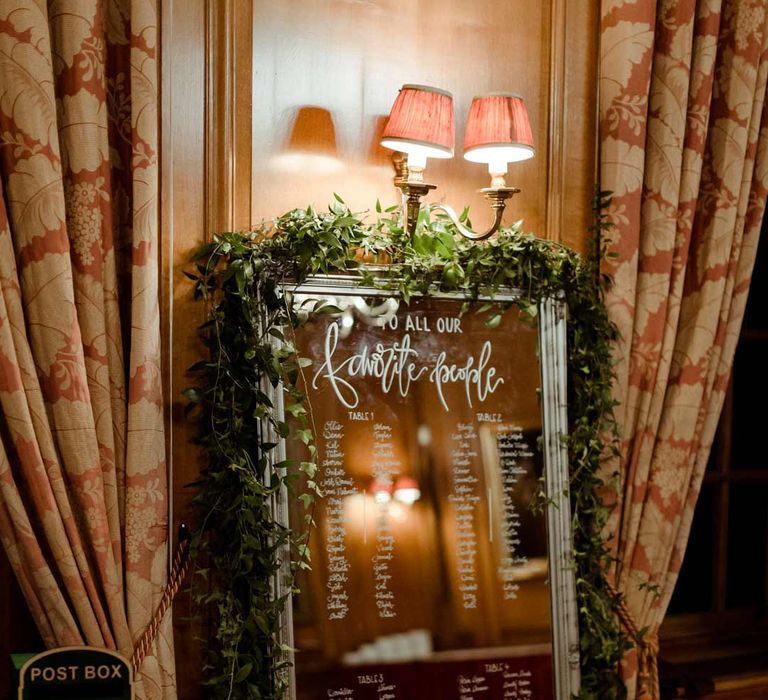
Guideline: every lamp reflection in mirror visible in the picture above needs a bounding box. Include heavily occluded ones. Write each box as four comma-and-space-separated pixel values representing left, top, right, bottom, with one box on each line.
370, 477, 421, 507
370, 480, 393, 505
380, 85, 535, 241
393, 477, 421, 505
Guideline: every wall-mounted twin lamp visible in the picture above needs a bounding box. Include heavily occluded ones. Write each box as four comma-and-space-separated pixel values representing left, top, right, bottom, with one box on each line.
380, 84, 535, 241
371, 478, 422, 506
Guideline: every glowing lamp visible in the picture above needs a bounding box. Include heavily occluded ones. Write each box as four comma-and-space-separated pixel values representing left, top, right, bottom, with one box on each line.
393, 477, 421, 505
463, 93, 535, 188
371, 481, 393, 505
380, 85, 535, 240
380, 84, 455, 176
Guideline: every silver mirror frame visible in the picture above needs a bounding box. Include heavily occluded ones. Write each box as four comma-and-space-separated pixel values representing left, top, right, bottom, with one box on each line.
540, 296, 582, 698
267, 273, 581, 699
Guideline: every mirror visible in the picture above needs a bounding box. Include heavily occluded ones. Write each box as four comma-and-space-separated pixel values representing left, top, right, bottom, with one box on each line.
275, 275, 580, 699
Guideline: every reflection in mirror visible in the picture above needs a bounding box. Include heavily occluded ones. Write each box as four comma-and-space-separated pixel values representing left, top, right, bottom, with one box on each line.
280, 286, 575, 699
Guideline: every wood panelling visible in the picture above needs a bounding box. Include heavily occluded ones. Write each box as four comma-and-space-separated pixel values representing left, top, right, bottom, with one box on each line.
248, 0, 597, 250
559, 0, 599, 252
207, 0, 253, 232
546, 0, 568, 244
160, 0, 209, 697
162, 1, 256, 696
161, 1, 598, 696
250, 0, 553, 236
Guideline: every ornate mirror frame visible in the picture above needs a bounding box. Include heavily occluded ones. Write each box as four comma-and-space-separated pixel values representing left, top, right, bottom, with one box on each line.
269, 273, 581, 699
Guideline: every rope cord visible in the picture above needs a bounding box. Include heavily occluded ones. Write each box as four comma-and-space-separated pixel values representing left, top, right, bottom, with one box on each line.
604, 577, 659, 700
131, 526, 191, 675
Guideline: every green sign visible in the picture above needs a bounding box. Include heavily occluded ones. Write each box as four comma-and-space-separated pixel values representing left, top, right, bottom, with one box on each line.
18, 646, 133, 700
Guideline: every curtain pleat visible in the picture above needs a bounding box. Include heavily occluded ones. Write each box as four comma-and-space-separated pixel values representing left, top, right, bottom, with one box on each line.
0, 1, 174, 697
600, 0, 768, 697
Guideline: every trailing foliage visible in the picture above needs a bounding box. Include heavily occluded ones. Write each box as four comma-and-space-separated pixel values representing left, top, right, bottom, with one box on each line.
186, 195, 629, 699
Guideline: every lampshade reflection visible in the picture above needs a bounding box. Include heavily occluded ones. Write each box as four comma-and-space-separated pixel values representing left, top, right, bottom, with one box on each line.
393, 477, 421, 505
370, 480, 393, 505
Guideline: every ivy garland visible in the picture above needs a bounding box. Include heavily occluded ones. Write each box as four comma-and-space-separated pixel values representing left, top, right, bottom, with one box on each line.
186, 194, 630, 699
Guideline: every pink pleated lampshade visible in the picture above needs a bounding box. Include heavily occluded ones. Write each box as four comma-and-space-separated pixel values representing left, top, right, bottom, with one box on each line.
463, 93, 535, 165
380, 84, 455, 159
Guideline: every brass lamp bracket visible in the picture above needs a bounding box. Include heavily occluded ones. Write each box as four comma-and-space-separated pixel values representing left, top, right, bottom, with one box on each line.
392, 154, 519, 241
395, 179, 437, 237
391, 152, 409, 183
433, 186, 520, 241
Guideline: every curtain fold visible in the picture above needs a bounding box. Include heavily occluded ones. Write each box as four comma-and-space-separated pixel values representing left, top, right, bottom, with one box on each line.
600, 0, 768, 697
0, 2, 174, 698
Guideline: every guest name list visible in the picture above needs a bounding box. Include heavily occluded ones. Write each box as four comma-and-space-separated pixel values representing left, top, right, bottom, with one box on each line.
320, 420, 354, 620
310, 314, 539, 623
296, 307, 550, 698
497, 427, 534, 600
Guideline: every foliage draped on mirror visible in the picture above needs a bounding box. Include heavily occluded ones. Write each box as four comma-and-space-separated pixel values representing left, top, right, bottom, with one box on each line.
185, 195, 629, 699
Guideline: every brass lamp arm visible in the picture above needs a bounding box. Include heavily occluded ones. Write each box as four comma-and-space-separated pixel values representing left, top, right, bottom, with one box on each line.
393, 155, 520, 240
429, 186, 520, 241
428, 202, 503, 241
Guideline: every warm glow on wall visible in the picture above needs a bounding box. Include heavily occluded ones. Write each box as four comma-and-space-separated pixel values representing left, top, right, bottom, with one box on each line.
270, 106, 344, 175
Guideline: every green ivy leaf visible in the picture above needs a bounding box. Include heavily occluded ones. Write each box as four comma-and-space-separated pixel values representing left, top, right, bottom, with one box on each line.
485, 313, 502, 329
300, 462, 317, 478
295, 429, 312, 444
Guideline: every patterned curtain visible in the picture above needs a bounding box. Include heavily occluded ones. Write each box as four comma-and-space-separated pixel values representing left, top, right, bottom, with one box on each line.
600, 0, 768, 697
0, 2, 175, 698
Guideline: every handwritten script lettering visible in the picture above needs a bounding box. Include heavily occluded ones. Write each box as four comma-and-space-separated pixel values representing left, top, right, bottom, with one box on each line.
312, 322, 504, 411
320, 420, 353, 620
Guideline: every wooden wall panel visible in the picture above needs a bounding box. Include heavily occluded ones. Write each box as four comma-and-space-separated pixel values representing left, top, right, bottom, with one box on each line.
207, 0, 254, 231
163, 0, 254, 697
250, 0, 554, 237
162, 1, 598, 696
160, 1, 209, 698
561, 0, 599, 252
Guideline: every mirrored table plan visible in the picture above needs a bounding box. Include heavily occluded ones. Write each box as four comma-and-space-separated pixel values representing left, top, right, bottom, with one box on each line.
285, 295, 554, 699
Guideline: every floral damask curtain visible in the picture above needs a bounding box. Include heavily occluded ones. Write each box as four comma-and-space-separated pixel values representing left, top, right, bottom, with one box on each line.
0, 2, 174, 698
600, 0, 768, 697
